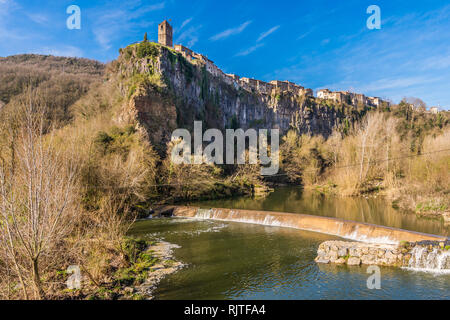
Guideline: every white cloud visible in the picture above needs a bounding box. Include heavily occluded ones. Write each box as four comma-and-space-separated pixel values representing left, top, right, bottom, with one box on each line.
94, 27, 114, 50
257, 25, 280, 42
0, 0, 17, 18
420, 54, 450, 70
127, 2, 165, 19
0, 0, 23, 41
187, 37, 199, 47
179, 17, 193, 31
297, 30, 313, 41
92, 1, 166, 50
357, 76, 442, 92
36, 45, 84, 58
235, 43, 264, 57
146, 2, 165, 11
27, 13, 48, 25
175, 25, 202, 48
267, 4, 450, 106
210, 21, 252, 41
0, 0, 15, 13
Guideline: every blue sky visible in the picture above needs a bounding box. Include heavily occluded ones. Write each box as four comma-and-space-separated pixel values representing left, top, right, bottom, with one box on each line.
1, 0, 450, 108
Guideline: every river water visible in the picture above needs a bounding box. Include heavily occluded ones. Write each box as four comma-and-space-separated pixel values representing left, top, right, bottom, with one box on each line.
129, 187, 450, 299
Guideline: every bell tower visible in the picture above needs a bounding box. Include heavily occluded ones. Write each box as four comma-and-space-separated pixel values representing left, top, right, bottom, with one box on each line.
158, 20, 173, 47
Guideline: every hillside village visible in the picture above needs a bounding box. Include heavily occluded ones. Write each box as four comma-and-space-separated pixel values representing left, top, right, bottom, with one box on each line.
0, 15, 448, 302
158, 20, 389, 109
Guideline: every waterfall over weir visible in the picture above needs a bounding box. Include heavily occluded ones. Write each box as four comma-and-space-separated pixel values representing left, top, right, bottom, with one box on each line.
406, 246, 450, 273
170, 206, 448, 245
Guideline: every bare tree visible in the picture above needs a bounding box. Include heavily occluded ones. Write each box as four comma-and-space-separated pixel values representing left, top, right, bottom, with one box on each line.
383, 117, 398, 173
327, 130, 342, 167
279, 130, 302, 182
403, 97, 427, 112
0, 91, 77, 299
357, 112, 383, 183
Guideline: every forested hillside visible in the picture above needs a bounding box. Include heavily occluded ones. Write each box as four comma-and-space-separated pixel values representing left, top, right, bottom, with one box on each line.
0, 47, 448, 300
0, 54, 104, 127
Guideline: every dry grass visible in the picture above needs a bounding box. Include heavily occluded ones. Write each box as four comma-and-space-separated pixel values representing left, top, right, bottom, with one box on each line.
280, 110, 450, 215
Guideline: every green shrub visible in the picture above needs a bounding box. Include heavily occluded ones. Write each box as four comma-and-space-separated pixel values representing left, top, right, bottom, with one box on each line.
113, 238, 158, 287
93, 126, 138, 158
94, 131, 114, 151
136, 42, 159, 59
121, 237, 149, 264
399, 241, 409, 248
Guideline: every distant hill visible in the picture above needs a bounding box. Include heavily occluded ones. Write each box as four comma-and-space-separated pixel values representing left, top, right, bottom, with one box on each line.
0, 54, 104, 74
0, 54, 105, 127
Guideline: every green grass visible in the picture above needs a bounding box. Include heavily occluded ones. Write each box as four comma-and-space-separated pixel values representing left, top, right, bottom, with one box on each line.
136, 42, 160, 59
114, 238, 159, 287
94, 125, 137, 156
416, 201, 448, 213
399, 241, 410, 248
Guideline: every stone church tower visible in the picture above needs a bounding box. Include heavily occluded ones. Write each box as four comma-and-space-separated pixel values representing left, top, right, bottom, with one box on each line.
158, 20, 173, 47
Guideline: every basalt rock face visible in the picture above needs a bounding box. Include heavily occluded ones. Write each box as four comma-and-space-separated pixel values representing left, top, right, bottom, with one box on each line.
118, 85, 178, 155
112, 43, 368, 150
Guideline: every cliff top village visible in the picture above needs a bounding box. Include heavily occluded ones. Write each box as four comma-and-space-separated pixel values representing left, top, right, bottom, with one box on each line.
157, 20, 388, 108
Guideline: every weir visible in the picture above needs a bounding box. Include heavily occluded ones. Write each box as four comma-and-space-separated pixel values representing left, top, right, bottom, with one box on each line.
315, 240, 450, 272
169, 206, 448, 244
407, 246, 450, 272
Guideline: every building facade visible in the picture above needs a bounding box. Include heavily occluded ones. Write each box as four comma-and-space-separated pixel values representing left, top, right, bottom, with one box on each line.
430, 107, 440, 114
174, 45, 193, 58
158, 20, 173, 47
155, 21, 328, 100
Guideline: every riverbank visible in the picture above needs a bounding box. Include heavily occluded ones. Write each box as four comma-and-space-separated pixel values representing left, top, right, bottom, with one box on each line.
130, 216, 450, 299
135, 241, 184, 299
110, 239, 184, 300
389, 192, 450, 224
265, 179, 450, 224
55, 238, 184, 300
304, 183, 450, 223
56, 191, 448, 300
277, 115, 449, 222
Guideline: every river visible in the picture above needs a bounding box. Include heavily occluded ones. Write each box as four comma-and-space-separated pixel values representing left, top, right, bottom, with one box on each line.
129, 187, 450, 299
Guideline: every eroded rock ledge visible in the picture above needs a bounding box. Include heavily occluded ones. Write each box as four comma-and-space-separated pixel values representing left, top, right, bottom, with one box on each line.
315, 240, 450, 270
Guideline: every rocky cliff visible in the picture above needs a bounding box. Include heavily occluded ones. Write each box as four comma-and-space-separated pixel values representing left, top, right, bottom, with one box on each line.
110, 42, 370, 151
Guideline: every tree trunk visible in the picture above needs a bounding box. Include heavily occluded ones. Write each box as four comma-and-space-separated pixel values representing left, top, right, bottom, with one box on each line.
359, 136, 366, 183
32, 258, 45, 300
386, 142, 389, 173
14, 261, 28, 300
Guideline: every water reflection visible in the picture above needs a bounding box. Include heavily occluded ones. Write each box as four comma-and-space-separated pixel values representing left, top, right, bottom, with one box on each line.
189, 187, 449, 237
130, 219, 450, 300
